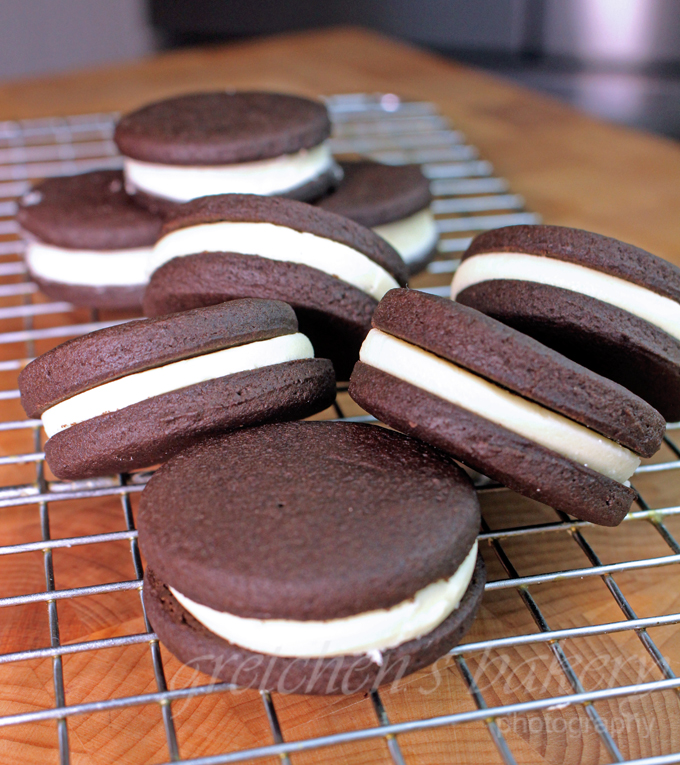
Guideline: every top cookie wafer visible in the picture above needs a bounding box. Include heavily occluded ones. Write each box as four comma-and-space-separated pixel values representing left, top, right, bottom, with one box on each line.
140, 421, 480, 621
143, 194, 408, 379
316, 161, 432, 228
20, 299, 299, 418
114, 92, 332, 165
452, 225, 680, 420
115, 92, 340, 212
17, 170, 161, 250
16, 170, 163, 311
350, 288, 665, 525
459, 225, 680, 301
139, 420, 485, 694
19, 299, 335, 479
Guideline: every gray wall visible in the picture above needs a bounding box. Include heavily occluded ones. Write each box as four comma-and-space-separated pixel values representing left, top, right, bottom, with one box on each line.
0, 0, 534, 82
152, 0, 536, 54
1, 0, 678, 83
365, 0, 530, 52
0, 0, 154, 81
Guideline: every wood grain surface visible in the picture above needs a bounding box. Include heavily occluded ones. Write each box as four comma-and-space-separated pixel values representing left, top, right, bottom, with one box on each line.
0, 26, 679, 765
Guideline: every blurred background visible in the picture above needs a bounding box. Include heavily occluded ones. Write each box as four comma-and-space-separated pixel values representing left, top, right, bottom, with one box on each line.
0, 0, 679, 139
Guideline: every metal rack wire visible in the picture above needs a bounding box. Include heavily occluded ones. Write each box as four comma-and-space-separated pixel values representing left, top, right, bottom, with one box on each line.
0, 93, 677, 765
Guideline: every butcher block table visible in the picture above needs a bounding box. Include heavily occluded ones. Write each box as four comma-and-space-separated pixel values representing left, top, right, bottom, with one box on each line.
0, 26, 680, 765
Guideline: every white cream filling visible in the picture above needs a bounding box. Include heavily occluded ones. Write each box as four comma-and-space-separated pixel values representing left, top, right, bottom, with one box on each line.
123, 142, 335, 202
360, 329, 640, 482
170, 541, 478, 659
42, 333, 313, 438
26, 241, 151, 287
450, 252, 680, 343
149, 221, 400, 301
373, 208, 438, 265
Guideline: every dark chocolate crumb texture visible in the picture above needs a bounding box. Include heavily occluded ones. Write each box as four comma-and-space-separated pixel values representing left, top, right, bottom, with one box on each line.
19, 299, 335, 479
114, 91, 341, 206
143, 194, 407, 380
349, 288, 665, 526
139, 421, 485, 694
452, 224, 680, 420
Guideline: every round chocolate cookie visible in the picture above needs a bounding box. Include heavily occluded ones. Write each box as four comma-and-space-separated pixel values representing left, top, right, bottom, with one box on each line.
17, 170, 162, 309
316, 160, 437, 275
143, 193, 408, 380
349, 289, 666, 526
114, 91, 341, 212
139, 421, 485, 694
451, 224, 680, 421
19, 299, 335, 479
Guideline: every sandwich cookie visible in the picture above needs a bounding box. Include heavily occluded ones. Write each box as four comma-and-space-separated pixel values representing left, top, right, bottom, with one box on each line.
316, 160, 437, 275
142, 194, 408, 379
17, 171, 162, 309
114, 91, 341, 214
139, 421, 485, 695
349, 289, 665, 526
19, 299, 335, 479
451, 225, 680, 421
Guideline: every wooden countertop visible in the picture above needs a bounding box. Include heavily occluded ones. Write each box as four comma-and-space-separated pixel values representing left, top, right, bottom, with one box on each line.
1, 26, 680, 765
1, 26, 679, 264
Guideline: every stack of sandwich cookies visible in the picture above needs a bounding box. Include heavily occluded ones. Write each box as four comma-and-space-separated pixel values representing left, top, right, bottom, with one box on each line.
143, 193, 408, 379
316, 160, 438, 275
452, 225, 680, 421
350, 289, 665, 526
19, 299, 335, 479
115, 92, 341, 215
139, 421, 485, 694
17, 171, 161, 310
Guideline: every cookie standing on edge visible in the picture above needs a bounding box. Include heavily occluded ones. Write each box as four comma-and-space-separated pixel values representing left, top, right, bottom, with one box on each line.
142, 193, 408, 379
349, 289, 666, 526
19, 299, 335, 479
114, 92, 342, 214
17, 171, 162, 310
316, 160, 438, 275
451, 225, 680, 421
139, 421, 485, 695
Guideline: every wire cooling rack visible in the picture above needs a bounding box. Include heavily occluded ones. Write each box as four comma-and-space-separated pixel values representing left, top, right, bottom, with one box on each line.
0, 94, 678, 765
